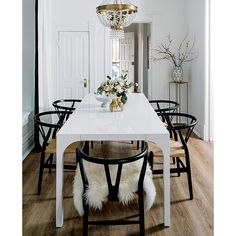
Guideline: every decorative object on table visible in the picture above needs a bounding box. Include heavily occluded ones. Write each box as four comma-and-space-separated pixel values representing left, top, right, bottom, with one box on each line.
94, 93, 112, 108
95, 70, 136, 110
152, 35, 197, 82
96, 0, 138, 39
109, 96, 124, 112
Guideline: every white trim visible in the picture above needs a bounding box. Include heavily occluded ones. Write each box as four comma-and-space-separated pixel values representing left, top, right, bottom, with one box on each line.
89, 21, 96, 93
204, 0, 211, 141
138, 24, 144, 93
22, 112, 34, 161
104, 27, 112, 78
134, 13, 159, 98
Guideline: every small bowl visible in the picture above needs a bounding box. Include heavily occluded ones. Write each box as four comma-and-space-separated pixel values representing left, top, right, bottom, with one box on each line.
95, 94, 111, 107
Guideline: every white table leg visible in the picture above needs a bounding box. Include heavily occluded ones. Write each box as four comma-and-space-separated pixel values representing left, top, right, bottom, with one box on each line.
162, 136, 170, 227
150, 134, 170, 226
56, 137, 64, 227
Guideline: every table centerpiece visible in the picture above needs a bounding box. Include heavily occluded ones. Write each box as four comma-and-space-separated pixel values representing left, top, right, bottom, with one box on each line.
95, 71, 137, 111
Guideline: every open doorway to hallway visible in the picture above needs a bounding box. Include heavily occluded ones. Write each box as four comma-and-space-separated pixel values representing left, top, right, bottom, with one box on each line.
111, 23, 151, 96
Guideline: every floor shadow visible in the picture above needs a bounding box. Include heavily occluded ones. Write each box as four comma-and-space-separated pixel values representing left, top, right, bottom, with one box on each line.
171, 198, 191, 204
126, 223, 166, 236
145, 223, 166, 234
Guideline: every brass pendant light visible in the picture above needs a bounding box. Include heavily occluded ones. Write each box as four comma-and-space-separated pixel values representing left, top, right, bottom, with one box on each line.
96, 0, 138, 39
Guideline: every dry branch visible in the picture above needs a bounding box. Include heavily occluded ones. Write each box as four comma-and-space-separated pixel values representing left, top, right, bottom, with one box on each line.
152, 34, 197, 67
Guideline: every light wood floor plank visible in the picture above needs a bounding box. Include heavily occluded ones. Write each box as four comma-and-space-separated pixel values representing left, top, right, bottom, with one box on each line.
23, 138, 213, 235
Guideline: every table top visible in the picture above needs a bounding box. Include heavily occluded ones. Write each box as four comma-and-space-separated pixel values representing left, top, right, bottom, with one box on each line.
57, 93, 168, 140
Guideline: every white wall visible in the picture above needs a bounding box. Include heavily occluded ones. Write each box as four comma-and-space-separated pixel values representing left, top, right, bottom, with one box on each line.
22, 0, 35, 159
185, 0, 208, 139
49, 0, 207, 139
50, 0, 187, 98
23, 0, 35, 114
50, 0, 107, 99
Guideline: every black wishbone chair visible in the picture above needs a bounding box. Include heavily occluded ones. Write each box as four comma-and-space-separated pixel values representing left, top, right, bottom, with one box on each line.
52, 99, 97, 148
73, 142, 155, 236
136, 100, 179, 150
149, 113, 197, 199
149, 99, 179, 122
34, 111, 80, 194
52, 99, 82, 120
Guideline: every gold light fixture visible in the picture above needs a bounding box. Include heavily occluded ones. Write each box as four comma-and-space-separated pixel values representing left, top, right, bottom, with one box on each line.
96, 0, 138, 39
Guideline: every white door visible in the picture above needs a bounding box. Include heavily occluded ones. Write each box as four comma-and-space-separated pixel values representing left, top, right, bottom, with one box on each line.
58, 31, 89, 99
120, 32, 135, 90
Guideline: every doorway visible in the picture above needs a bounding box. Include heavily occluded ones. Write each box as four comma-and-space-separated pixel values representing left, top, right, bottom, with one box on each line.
111, 23, 151, 96
112, 32, 135, 91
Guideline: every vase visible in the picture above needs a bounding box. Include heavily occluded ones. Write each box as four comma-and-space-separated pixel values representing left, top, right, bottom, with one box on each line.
121, 94, 128, 104
117, 93, 128, 104
173, 66, 183, 82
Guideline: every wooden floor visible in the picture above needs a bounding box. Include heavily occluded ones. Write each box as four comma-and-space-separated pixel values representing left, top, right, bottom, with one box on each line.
23, 137, 213, 236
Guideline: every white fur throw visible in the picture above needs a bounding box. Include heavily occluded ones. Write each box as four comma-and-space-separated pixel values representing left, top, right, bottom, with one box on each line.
73, 159, 156, 216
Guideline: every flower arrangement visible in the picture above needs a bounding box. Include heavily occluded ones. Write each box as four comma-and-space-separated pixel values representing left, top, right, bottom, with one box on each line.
152, 35, 197, 67
95, 71, 136, 98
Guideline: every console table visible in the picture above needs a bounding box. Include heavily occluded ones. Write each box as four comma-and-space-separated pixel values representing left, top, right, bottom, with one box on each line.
168, 81, 188, 114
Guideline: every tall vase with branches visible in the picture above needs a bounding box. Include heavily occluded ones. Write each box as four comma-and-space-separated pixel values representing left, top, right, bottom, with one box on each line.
152, 35, 197, 82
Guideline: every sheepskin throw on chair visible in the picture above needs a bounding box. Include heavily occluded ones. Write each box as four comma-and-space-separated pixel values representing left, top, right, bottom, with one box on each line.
73, 159, 156, 216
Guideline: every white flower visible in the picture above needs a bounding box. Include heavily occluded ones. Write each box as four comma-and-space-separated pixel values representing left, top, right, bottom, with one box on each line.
96, 71, 135, 96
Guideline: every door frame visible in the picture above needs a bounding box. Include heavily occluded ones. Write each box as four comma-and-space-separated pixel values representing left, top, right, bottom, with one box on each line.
120, 32, 135, 86
57, 31, 90, 99
54, 21, 96, 100
106, 14, 157, 99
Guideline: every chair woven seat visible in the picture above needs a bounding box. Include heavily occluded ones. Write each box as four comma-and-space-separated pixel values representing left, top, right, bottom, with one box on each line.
148, 140, 185, 158
45, 139, 80, 154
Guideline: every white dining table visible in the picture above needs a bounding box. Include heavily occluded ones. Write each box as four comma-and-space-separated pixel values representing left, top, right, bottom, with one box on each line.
56, 93, 170, 227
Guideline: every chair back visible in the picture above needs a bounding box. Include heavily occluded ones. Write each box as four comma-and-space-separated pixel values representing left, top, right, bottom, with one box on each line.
76, 142, 149, 201
34, 111, 72, 150
161, 112, 197, 152
52, 99, 81, 112
149, 100, 179, 122
52, 99, 81, 120
149, 100, 179, 113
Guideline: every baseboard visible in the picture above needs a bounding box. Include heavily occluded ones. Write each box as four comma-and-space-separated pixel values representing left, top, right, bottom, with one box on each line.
22, 111, 34, 161
193, 128, 203, 140
23, 144, 34, 161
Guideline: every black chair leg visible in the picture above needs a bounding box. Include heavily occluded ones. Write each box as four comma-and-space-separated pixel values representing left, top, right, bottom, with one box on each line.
48, 154, 53, 173
137, 141, 139, 150
138, 191, 145, 236
83, 141, 89, 155
37, 152, 45, 195
172, 157, 176, 165
148, 151, 154, 171
176, 157, 181, 177
83, 202, 89, 236
185, 155, 193, 199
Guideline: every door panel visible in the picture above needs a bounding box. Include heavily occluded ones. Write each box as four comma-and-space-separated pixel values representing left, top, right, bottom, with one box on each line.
58, 31, 89, 99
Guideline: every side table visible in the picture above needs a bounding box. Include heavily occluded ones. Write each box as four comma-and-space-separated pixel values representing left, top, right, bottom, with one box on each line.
168, 81, 188, 114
